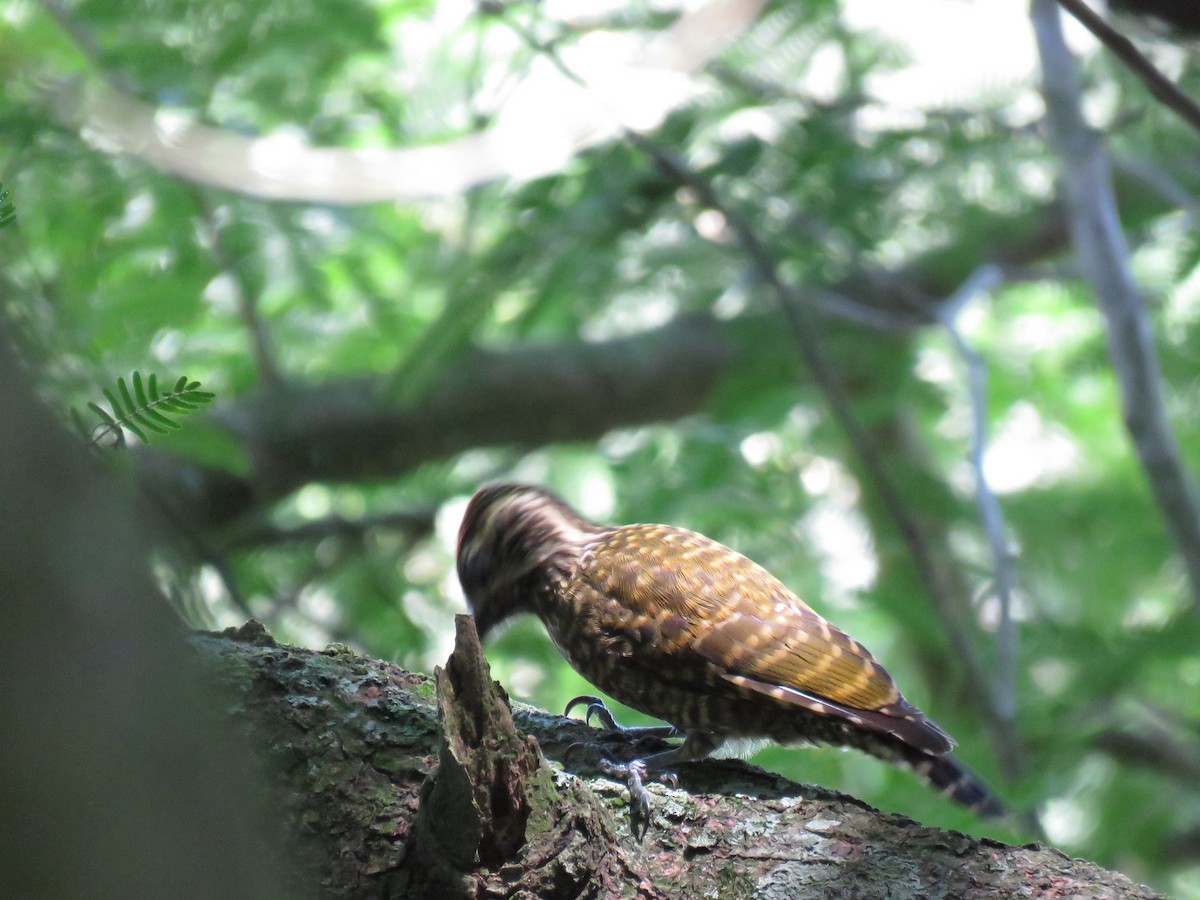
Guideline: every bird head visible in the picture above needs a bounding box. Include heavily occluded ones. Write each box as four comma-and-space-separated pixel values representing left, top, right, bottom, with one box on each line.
456, 483, 599, 639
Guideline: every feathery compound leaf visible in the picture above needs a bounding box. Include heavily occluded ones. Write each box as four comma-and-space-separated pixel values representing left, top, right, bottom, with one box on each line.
83, 372, 216, 448
0, 183, 15, 229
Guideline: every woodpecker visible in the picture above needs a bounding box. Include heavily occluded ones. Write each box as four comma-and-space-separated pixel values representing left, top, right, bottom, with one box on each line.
456, 482, 1003, 818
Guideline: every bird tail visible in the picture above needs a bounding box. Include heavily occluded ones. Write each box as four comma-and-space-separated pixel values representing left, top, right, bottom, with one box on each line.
899, 745, 1006, 818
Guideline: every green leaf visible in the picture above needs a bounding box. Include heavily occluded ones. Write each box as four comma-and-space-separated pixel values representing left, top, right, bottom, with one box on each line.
117, 377, 136, 415
141, 406, 182, 430
0, 183, 15, 229
133, 371, 149, 407
120, 417, 149, 443
138, 411, 175, 434
87, 401, 116, 425
157, 398, 199, 412
82, 372, 216, 448
102, 388, 124, 418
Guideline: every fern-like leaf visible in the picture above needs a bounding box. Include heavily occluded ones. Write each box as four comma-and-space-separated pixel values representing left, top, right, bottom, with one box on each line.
0, 183, 14, 229
85, 371, 216, 448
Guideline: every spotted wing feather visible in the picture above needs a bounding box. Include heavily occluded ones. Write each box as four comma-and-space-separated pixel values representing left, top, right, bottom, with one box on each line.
582, 523, 953, 754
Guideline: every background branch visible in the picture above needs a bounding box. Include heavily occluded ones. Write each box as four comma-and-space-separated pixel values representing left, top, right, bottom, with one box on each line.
32, 0, 765, 203
221, 510, 436, 551
1054, 0, 1200, 136
935, 266, 1024, 780
193, 191, 283, 387
1032, 0, 1200, 613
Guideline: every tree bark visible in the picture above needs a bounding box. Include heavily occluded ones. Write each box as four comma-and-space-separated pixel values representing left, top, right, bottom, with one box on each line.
0, 337, 296, 900
191, 618, 1160, 900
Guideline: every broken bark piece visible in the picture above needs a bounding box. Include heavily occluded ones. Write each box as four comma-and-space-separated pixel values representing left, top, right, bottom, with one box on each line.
402, 614, 549, 897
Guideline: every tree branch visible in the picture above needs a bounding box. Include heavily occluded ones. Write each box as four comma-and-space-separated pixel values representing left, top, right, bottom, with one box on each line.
1054, 0, 1200, 137
935, 265, 1024, 780
141, 314, 754, 532
189, 622, 1162, 899
32, 0, 765, 203
221, 509, 436, 551
192, 190, 283, 387
1032, 0, 1200, 613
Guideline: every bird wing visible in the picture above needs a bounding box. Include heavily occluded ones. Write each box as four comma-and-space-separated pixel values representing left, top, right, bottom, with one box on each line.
584, 524, 953, 754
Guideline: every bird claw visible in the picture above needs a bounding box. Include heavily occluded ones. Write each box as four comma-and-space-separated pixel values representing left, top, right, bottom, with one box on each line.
563, 695, 683, 832
596, 757, 654, 824
561, 740, 592, 768
561, 740, 677, 833
564, 694, 621, 731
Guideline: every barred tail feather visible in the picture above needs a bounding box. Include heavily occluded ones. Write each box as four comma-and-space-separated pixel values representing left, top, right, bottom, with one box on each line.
902, 746, 1006, 818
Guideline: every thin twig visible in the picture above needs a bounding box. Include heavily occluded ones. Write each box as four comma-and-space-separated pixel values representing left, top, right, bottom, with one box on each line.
935, 266, 1022, 760
192, 190, 283, 387
1033, 0, 1200, 613
1054, 0, 1200, 137
1112, 155, 1200, 228
221, 509, 436, 551
37, 0, 139, 95
803, 287, 928, 332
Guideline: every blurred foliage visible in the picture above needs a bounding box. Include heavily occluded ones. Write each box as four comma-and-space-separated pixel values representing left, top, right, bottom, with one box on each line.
3, 0, 1200, 894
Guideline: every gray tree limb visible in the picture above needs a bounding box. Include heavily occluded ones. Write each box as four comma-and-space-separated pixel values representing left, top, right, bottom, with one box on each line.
189, 619, 1161, 900
1054, 0, 1200, 136
32, 0, 765, 203
1032, 0, 1200, 612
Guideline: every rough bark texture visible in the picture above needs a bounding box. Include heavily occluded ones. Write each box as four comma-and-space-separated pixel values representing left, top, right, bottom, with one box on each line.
190, 620, 1160, 900
402, 616, 547, 897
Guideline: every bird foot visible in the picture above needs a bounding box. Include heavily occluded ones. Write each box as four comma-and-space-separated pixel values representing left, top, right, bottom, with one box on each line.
563, 695, 684, 833
593, 757, 679, 833
561, 738, 679, 833
564, 694, 622, 731
598, 757, 654, 823
564, 695, 681, 740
